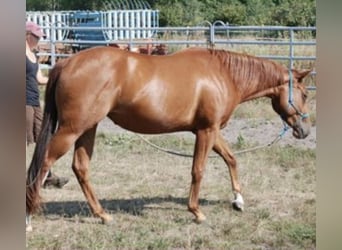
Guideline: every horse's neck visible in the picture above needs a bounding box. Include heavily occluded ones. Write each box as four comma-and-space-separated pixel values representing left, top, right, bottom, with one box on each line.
235, 68, 283, 103
238, 80, 279, 103
218, 50, 284, 103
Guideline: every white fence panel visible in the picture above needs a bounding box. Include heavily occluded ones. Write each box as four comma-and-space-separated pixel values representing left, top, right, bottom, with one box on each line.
26, 10, 159, 41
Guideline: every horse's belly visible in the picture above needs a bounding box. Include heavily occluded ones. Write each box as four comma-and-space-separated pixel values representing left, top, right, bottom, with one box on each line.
107, 111, 192, 134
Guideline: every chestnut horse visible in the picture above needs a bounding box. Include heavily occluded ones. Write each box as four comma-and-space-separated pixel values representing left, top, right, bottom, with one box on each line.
26, 47, 311, 229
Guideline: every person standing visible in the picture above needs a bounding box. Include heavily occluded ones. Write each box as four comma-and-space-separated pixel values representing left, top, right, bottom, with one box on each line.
26, 21, 68, 188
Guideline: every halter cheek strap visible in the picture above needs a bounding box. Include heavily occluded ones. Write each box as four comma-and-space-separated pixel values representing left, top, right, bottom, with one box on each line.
278, 71, 309, 137
288, 70, 309, 120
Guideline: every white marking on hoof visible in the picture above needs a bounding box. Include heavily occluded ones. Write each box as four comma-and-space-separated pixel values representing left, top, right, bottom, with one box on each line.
101, 214, 114, 225
26, 224, 33, 232
194, 214, 206, 224
26, 215, 32, 232
232, 193, 244, 211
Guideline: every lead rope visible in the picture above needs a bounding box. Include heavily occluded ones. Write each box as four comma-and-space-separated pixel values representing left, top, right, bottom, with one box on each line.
135, 70, 308, 157
25, 125, 287, 188
134, 70, 303, 158
134, 121, 289, 158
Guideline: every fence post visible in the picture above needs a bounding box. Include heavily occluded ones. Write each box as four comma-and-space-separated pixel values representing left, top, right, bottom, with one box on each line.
129, 27, 133, 51
226, 22, 231, 48
50, 22, 56, 67
209, 23, 214, 47
212, 20, 227, 48
289, 28, 294, 69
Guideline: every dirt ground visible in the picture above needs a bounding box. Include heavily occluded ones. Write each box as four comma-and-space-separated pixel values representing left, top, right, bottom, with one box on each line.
98, 117, 316, 150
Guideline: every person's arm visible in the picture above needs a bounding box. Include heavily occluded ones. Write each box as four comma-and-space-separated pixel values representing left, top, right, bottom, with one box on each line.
36, 68, 48, 85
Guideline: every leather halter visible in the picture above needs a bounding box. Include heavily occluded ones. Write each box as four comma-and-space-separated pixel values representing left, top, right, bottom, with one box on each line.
288, 70, 309, 120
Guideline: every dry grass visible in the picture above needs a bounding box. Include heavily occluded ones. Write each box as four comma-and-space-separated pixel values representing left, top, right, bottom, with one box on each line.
26, 131, 315, 249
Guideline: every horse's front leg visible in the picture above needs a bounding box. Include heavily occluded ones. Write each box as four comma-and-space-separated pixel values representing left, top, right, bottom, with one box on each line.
188, 128, 216, 223
213, 132, 244, 211
72, 126, 113, 224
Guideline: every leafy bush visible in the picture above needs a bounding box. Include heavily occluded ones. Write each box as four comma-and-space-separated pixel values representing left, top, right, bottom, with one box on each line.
27, 0, 316, 27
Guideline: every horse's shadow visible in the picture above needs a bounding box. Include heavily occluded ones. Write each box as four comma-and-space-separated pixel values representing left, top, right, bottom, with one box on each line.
42, 196, 230, 220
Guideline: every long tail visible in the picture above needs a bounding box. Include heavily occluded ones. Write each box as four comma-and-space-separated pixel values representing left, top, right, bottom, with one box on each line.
26, 62, 63, 215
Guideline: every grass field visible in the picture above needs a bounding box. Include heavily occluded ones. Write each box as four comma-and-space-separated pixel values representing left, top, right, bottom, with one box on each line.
26, 129, 315, 249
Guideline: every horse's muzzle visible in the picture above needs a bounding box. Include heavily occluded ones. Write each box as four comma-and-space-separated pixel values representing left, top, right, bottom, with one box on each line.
292, 119, 311, 139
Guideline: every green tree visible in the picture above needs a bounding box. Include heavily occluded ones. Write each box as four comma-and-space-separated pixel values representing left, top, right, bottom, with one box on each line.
27, 0, 51, 11
271, 0, 316, 26
26, 0, 316, 27
155, 0, 185, 26
213, 1, 247, 24
244, 0, 275, 25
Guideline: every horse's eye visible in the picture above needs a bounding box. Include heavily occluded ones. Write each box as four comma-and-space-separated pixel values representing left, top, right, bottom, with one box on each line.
302, 93, 308, 101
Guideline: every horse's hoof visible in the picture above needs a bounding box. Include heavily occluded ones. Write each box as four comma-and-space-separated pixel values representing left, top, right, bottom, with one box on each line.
26, 224, 33, 232
232, 200, 244, 211
26, 215, 32, 232
101, 214, 114, 225
194, 214, 206, 224
232, 192, 244, 211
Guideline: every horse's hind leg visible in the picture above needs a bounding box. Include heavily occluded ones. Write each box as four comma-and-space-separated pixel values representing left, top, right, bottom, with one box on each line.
26, 126, 81, 231
38, 127, 81, 185
213, 132, 244, 211
72, 125, 113, 224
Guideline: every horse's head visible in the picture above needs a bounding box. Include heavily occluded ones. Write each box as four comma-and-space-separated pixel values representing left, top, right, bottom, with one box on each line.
271, 69, 312, 139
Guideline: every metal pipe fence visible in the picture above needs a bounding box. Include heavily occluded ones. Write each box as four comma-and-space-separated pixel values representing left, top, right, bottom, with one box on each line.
38, 24, 316, 89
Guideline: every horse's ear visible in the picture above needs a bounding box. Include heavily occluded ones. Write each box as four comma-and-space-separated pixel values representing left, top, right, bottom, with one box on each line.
291, 69, 312, 83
